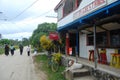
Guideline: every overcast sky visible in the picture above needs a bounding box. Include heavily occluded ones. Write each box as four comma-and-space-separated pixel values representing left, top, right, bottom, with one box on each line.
0, 0, 60, 40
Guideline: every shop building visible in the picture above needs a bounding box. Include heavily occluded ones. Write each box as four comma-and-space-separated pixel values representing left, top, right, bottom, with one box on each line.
54, 0, 120, 77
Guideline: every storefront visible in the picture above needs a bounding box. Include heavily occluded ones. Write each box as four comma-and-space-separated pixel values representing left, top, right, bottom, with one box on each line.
55, 0, 120, 70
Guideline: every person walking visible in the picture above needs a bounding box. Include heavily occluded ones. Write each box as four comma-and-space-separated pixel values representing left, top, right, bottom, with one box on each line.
27, 45, 31, 56
4, 44, 9, 56
19, 44, 23, 55
10, 44, 15, 56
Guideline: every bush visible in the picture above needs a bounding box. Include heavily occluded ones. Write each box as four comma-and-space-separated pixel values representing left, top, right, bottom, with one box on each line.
52, 52, 62, 63
40, 35, 52, 51
33, 54, 66, 80
0, 47, 4, 55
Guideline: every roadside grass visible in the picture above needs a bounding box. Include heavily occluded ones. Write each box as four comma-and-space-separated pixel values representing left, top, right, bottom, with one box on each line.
33, 54, 66, 80
0, 48, 4, 55
14, 45, 19, 50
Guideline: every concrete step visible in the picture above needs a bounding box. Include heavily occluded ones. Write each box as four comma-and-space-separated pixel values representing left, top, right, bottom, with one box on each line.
74, 75, 94, 80
64, 68, 90, 80
72, 68, 90, 78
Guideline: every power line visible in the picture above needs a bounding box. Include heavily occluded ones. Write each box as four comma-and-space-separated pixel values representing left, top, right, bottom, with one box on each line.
10, 0, 39, 21
33, 9, 53, 18
14, 9, 54, 22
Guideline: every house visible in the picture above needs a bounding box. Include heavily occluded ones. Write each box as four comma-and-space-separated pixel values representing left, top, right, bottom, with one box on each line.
54, 1, 120, 78
54, 0, 120, 63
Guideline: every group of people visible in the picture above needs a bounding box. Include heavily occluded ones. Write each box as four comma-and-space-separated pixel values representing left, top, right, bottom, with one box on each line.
4, 44, 16, 56
4, 44, 31, 56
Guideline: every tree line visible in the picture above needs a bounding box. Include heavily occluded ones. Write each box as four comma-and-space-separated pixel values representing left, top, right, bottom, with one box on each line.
0, 22, 58, 54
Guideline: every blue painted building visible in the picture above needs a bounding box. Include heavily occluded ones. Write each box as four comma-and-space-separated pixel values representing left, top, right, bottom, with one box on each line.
54, 0, 120, 64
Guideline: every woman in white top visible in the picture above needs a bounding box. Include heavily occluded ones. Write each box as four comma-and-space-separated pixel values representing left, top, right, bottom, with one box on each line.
10, 44, 15, 56
27, 45, 31, 56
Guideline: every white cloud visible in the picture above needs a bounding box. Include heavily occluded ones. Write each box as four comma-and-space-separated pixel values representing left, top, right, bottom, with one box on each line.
0, 0, 60, 40
2, 32, 32, 40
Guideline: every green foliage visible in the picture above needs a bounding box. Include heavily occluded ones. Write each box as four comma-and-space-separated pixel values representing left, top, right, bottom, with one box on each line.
33, 54, 66, 80
0, 39, 10, 45
30, 22, 57, 51
34, 54, 48, 63
52, 52, 62, 63
22, 38, 29, 46
0, 39, 22, 55
40, 35, 53, 51
14, 45, 19, 49
0, 39, 21, 46
0, 47, 4, 55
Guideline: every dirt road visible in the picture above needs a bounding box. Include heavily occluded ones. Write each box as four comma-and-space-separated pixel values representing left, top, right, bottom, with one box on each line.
0, 47, 39, 80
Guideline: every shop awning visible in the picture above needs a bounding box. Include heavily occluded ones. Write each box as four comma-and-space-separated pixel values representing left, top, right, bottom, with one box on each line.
57, 0, 120, 32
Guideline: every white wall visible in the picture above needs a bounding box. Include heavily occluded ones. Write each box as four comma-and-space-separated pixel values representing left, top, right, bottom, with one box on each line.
57, 0, 118, 28
79, 33, 94, 59
58, 11, 74, 28
107, 0, 118, 5
58, 0, 107, 27
79, 34, 87, 58
57, 4, 63, 20
79, 33, 117, 63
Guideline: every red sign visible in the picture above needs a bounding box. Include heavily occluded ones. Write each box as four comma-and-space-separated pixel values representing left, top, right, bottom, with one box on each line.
49, 32, 59, 40
74, 0, 106, 20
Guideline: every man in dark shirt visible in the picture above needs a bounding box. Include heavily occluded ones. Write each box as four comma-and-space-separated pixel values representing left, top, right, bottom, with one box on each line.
5, 44, 9, 56
19, 44, 23, 55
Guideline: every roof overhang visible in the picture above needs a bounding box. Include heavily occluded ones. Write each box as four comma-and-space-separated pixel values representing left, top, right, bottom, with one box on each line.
54, 0, 65, 12
57, 0, 120, 32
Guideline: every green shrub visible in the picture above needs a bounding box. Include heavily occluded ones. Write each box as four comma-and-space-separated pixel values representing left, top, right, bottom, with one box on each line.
33, 54, 66, 80
0, 47, 4, 55
52, 52, 62, 63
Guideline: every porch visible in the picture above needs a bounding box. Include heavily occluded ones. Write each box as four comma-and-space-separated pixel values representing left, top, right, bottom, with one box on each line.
57, 0, 120, 79
62, 55, 120, 79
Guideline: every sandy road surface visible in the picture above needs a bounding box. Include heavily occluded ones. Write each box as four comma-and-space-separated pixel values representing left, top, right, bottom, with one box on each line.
0, 47, 39, 80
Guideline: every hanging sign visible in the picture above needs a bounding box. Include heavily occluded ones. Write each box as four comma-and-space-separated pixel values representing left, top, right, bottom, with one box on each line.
49, 32, 59, 40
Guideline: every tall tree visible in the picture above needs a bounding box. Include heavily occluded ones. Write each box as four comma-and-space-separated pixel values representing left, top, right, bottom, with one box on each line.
0, 39, 10, 45
30, 22, 57, 51
22, 38, 29, 46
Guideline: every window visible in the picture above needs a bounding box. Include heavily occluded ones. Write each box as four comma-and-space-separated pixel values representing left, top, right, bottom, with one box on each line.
110, 29, 120, 47
87, 32, 107, 46
87, 34, 94, 45
87, 29, 120, 48
96, 32, 107, 47
63, 0, 81, 17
